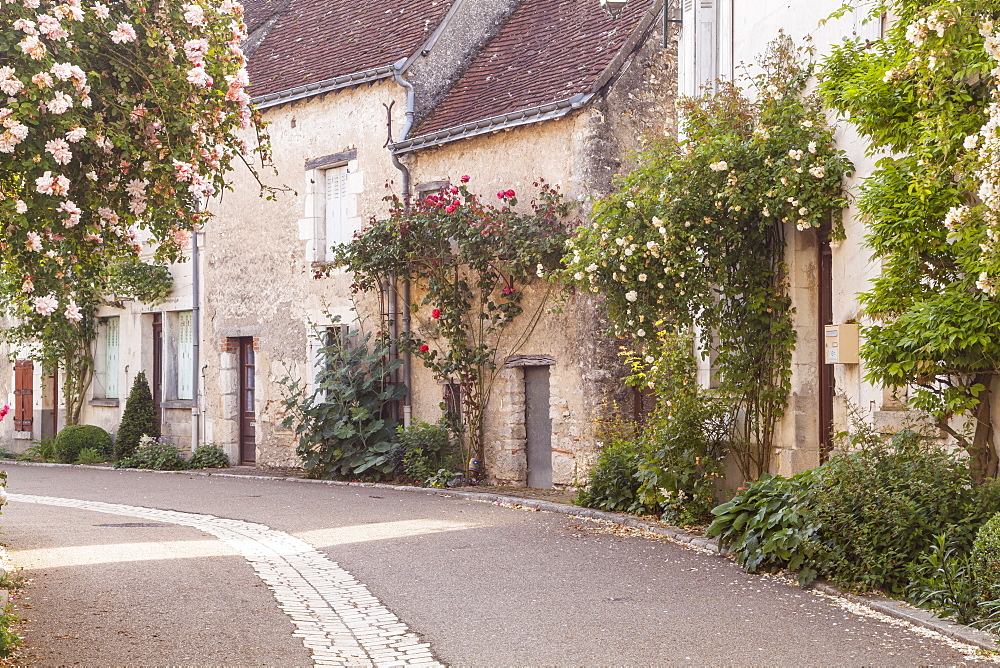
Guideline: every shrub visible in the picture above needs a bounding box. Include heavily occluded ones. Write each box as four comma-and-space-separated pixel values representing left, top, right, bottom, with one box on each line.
394, 421, 458, 481
576, 427, 654, 515
279, 320, 405, 479
55, 425, 112, 464
808, 427, 978, 593
630, 331, 729, 526
972, 512, 1000, 600
116, 435, 188, 470
115, 371, 159, 460
188, 444, 229, 469
707, 468, 825, 584
907, 534, 982, 625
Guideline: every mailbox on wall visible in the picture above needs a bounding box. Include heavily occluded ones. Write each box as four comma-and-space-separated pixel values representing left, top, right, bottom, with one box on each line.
824, 324, 860, 364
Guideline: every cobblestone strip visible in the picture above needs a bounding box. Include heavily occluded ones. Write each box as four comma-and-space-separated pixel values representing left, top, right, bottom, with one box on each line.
10, 493, 441, 667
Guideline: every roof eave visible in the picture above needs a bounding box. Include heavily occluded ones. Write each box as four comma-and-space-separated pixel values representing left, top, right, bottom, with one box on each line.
251, 65, 397, 110
390, 92, 594, 154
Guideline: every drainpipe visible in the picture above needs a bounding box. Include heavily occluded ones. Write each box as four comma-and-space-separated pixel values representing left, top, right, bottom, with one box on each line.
191, 221, 201, 450
391, 61, 415, 429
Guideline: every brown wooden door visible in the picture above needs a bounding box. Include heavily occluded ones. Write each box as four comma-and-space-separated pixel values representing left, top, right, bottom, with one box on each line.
818, 224, 835, 462
152, 313, 163, 426
238, 338, 256, 464
13, 360, 33, 432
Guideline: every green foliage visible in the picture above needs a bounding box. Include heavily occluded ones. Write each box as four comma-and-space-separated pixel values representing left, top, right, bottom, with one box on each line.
576, 418, 654, 515
394, 421, 459, 482
332, 179, 574, 474
279, 318, 406, 479
17, 437, 57, 463
819, 0, 1000, 478
972, 512, 1000, 601
707, 469, 825, 584
908, 534, 983, 625
55, 424, 112, 464
809, 428, 979, 593
566, 35, 851, 480
424, 468, 463, 489
114, 371, 159, 461
116, 435, 188, 471
628, 330, 729, 526
188, 444, 230, 469
74, 447, 104, 466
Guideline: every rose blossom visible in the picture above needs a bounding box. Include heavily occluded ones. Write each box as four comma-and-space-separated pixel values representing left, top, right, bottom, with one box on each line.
34, 294, 58, 316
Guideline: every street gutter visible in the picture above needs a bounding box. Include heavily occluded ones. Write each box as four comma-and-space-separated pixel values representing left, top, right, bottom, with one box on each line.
5, 459, 999, 654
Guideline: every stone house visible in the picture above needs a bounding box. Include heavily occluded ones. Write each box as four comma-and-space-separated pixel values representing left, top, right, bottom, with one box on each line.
198, 0, 677, 486
0, 251, 199, 452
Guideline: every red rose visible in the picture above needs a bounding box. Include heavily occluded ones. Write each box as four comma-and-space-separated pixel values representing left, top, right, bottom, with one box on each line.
505, 189, 515, 197
461, 175, 470, 182
450, 186, 459, 194
446, 205, 456, 213
420, 344, 429, 353
497, 191, 506, 199
431, 308, 441, 319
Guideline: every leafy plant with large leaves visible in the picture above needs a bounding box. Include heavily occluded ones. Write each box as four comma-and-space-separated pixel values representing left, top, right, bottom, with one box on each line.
820, 0, 1000, 479
279, 321, 405, 479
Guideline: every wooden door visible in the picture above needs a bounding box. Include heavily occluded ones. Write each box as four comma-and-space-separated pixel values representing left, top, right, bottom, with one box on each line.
524, 365, 553, 489
13, 360, 33, 432
818, 224, 835, 462
152, 313, 163, 426
238, 338, 256, 464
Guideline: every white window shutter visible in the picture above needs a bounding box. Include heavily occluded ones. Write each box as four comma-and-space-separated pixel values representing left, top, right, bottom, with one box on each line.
324, 166, 349, 257
695, 0, 718, 95
105, 317, 120, 399
680, 0, 697, 97
177, 311, 193, 400
853, 7, 883, 43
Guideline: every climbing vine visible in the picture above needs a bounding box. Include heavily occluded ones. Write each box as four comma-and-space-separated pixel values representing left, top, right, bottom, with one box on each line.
565, 35, 851, 480
820, 0, 1000, 480
332, 179, 574, 476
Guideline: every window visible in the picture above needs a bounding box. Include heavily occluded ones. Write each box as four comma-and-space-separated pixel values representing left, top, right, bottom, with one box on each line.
680, 0, 719, 97
176, 310, 194, 400
323, 165, 349, 255
94, 316, 120, 399
13, 360, 33, 431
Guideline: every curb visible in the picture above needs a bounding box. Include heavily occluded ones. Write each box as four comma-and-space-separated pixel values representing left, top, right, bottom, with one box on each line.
5, 459, 998, 652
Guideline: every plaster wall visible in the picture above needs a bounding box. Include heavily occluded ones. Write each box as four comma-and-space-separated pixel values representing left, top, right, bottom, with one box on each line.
202, 82, 408, 467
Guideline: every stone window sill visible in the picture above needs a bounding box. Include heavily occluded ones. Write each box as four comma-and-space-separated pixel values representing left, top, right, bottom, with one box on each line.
89, 398, 120, 407
162, 400, 194, 410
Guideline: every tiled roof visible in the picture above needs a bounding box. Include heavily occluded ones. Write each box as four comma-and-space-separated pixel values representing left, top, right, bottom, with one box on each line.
242, 0, 286, 37
413, 0, 656, 137
246, 0, 455, 99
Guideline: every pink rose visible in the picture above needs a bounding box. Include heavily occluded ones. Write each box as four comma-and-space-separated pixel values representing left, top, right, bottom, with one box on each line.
431, 308, 441, 319
445, 205, 456, 213
460, 175, 470, 182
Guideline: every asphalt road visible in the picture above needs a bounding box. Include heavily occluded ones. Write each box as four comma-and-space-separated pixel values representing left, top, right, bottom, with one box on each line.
2, 462, 996, 666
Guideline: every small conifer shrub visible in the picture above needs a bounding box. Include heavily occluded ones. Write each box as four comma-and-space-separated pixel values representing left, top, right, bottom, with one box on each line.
114, 371, 159, 460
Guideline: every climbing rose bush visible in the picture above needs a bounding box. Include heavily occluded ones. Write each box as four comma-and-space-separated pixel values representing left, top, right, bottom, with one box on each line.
0, 0, 266, 328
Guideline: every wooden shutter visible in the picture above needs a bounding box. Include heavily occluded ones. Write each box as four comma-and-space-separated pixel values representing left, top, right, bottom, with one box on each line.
323, 166, 349, 257
105, 316, 120, 399
13, 360, 33, 431
177, 311, 194, 400
695, 0, 718, 94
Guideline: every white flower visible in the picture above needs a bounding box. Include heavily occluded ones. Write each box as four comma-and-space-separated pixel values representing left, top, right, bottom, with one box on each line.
186, 66, 213, 88
585, 263, 598, 273
573, 272, 584, 281
800, 119, 814, 128
25, 231, 42, 251
636, 329, 646, 337
788, 149, 804, 161
66, 126, 86, 143
809, 166, 826, 179
625, 290, 638, 302
15, 200, 27, 213
109, 22, 136, 44
34, 294, 58, 316
183, 4, 205, 26
965, 134, 980, 150
638, 274, 647, 282
65, 300, 82, 322
92, 2, 110, 18
536, 263, 545, 278
47, 91, 73, 114
709, 161, 728, 172
626, 201, 636, 210
808, 141, 818, 154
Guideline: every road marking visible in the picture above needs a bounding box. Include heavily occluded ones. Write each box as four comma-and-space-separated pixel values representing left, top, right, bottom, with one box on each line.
10, 493, 441, 667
